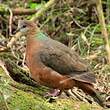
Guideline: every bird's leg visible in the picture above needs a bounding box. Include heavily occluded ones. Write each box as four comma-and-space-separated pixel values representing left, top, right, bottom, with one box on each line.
44, 89, 61, 97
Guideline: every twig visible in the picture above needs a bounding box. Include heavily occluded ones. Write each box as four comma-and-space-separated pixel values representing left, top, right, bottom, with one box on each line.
96, 0, 110, 63
71, 88, 93, 103
85, 51, 101, 60
65, 89, 79, 100
8, 8, 13, 36
106, 0, 110, 23
72, 18, 86, 29
0, 47, 8, 52
71, 88, 88, 102
7, 32, 22, 48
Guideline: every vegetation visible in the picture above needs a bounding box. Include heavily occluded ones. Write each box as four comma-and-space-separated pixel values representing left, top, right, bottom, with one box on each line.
0, 0, 110, 109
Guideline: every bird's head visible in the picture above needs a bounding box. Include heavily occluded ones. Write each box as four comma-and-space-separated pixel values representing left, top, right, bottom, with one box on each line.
16, 20, 37, 35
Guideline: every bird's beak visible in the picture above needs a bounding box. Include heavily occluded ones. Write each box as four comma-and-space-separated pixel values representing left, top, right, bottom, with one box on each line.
13, 27, 20, 34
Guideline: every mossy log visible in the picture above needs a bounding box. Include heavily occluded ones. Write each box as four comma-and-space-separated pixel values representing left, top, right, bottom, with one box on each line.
0, 52, 103, 110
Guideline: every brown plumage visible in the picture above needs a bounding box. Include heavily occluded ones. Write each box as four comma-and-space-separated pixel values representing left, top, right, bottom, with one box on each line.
17, 20, 105, 107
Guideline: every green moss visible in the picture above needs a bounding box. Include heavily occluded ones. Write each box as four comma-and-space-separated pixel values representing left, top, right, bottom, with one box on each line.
8, 90, 43, 110
0, 68, 5, 75
7, 89, 74, 110
80, 103, 106, 110
7, 88, 103, 110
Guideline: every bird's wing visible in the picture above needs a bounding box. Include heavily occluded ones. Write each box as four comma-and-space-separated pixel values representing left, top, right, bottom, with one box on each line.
39, 38, 96, 84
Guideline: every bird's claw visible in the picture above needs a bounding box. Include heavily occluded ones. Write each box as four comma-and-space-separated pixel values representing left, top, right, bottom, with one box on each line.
44, 89, 61, 98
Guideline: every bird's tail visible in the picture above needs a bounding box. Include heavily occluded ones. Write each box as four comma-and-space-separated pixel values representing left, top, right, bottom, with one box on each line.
75, 81, 105, 107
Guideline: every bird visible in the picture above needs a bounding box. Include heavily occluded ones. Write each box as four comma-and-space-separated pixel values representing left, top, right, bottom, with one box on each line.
17, 20, 105, 107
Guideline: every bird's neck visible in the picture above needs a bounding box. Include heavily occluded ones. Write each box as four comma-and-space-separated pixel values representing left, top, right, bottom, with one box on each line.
26, 27, 47, 45
27, 27, 39, 42
36, 32, 48, 40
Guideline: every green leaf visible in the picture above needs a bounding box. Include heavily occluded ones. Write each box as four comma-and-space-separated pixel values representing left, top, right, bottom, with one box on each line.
29, 3, 42, 9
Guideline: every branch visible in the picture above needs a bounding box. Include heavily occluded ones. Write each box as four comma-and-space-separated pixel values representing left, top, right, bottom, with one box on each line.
12, 8, 38, 15
0, 4, 38, 15
30, 0, 56, 22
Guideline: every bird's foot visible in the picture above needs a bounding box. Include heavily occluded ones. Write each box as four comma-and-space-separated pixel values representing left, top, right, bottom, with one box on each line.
44, 89, 61, 98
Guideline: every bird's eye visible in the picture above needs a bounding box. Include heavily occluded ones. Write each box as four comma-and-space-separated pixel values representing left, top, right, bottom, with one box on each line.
22, 25, 26, 28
